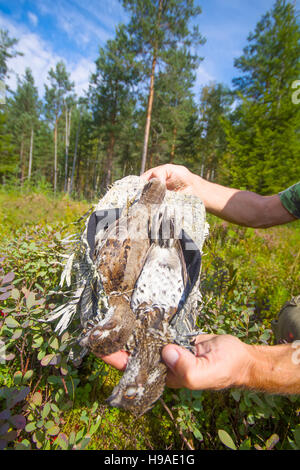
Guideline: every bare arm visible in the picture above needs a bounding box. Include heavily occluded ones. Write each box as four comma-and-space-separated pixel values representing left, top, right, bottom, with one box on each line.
162, 335, 300, 394
244, 342, 300, 394
142, 164, 297, 228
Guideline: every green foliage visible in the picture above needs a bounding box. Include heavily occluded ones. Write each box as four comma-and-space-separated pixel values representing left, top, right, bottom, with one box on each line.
0, 112, 18, 181
1, 1, 299, 197
221, 0, 300, 193
2, 192, 299, 450
0, 29, 22, 82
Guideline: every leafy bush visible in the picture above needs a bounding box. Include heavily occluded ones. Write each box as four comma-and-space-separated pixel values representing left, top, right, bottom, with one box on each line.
0, 192, 299, 450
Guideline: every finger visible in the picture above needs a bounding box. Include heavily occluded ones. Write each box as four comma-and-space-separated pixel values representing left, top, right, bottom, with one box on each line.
194, 334, 217, 345
141, 166, 167, 184
162, 344, 203, 390
99, 350, 129, 371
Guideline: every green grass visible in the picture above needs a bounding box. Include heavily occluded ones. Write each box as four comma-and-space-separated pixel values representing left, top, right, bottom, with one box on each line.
0, 190, 300, 450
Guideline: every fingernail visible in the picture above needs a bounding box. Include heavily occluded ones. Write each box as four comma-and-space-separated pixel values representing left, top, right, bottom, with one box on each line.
163, 347, 179, 368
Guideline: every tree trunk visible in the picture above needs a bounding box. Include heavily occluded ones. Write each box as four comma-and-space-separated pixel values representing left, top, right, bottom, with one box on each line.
105, 132, 115, 189
69, 115, 80, 195
28, 128, 34, 180
93, 139, 101, 196
19, 135, 25, 184
170, 126, 177, 162
54, 117, 58, 193
140, 0, 163, 175
64, 109, 71, 192
140, 55, 157, 175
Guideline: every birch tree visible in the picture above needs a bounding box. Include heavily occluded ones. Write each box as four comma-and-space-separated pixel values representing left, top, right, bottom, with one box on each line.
44, 61, 74, 193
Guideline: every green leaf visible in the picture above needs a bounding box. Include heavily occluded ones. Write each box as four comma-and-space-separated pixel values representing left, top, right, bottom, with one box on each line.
32, 430, 44, 446
25, 422, 36, 432
265, 434, 279, 450
239, 438, 251, 450
47, 425, 60, 436
49, 337, 59, 350
50, 403, 59, 413
41, 354, 56, 366
75, 428, 85, 443
55, 432, 69, 450
293, 426, 300, 448
61, 331, 70, 343
13, 371, 22, 384
11, 328, 23, 340
14, 439, 31, 450
31, 392, 42, 406
60, 363, 68, 376
47, 375, 62, 385
23, 370, 34, 381
11, 288, 20, 300
41, 403, 51, 419
32, 336, 44, 348
75, 437, 90, 450
231, 389, 241, 402
5, 316, 20, 328
44, 420, 55, 430
89, 418, 101, 436
26, 292, 36, 309
37, 350, 46, 360
91, 401, 98, 414
68, 430, 76, 446
218, 429, 237, 450
192, 428, 203, 441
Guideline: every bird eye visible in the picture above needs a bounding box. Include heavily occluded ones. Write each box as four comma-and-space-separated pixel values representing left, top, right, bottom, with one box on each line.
124, 386, 137, 399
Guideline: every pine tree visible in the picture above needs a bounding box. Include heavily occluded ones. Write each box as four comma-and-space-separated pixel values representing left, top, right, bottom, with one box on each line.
0, 112, 17, 183
122, 0, 205, 173
0, 29, 22, 83
44, 61, 75, 193
149, 46, 201, 167
0, 29, 22, 183
198, 83, 233, 181
89, 25, 139, 189
222, 0, 300, 193
7, 68, 41, 182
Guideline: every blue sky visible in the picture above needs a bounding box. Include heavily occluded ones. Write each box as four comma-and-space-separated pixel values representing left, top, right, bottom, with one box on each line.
1, 0, 299, 98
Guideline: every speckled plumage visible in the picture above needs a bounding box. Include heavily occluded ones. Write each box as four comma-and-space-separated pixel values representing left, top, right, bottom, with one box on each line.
84, 178, 166, 357
108, 235, 188, 416
45, 175, 208, 416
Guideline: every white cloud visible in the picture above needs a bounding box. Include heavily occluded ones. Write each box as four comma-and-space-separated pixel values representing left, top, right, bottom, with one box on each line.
27, 12, 38, 27
194, 65, 215, 90
0, 13, 95, 98
35, 0, 114, 47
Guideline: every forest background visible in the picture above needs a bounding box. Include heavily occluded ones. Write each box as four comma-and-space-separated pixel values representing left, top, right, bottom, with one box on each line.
0, 0, 300, 451
1, 0, 299, 197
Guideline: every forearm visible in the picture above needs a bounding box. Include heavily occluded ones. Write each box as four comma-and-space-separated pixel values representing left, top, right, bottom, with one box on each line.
189, 174, 295, 228
241, 343, 300, 394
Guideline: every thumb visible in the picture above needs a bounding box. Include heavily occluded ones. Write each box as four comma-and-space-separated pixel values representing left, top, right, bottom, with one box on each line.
162, 344, 200, 389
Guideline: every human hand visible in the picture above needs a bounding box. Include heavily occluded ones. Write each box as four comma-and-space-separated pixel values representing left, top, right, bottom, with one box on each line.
162, 334, 252, 390
96, 334, 253, 392
142, 164, 197, 195
97, 350, 129, 371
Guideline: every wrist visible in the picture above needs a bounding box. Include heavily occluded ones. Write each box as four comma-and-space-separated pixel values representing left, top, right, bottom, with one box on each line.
235, 343, 300, 394
189, 173, 208, 198
231, 343, 258, 389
